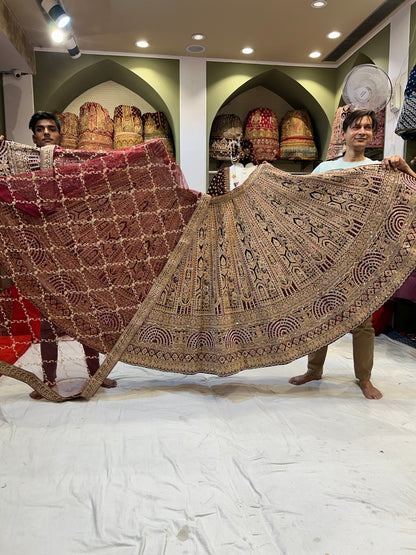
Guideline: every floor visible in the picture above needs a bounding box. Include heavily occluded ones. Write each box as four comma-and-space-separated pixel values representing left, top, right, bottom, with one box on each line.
0, 333, 415, 555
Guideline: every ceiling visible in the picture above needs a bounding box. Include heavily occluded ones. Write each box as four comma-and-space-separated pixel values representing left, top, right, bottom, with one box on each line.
0, 0, 412, 74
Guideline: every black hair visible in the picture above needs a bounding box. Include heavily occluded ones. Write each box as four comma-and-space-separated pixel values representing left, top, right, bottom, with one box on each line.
342, 109, 378, 134
28, 111, 61, 134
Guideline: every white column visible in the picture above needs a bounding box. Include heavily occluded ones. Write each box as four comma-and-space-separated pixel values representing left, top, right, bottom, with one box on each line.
3, 73, 35, 144
385, 4, 412, 157
179, 58, 207, 193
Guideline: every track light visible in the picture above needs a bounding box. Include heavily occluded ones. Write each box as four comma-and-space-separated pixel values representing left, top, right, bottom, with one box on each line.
64, 35, 81, 59
40, 0, 71, 28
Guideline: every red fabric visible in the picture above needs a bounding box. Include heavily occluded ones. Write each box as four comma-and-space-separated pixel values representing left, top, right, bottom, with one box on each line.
371, 301, 394, 335
10, 285, 40, 340
0, 335, 32, 364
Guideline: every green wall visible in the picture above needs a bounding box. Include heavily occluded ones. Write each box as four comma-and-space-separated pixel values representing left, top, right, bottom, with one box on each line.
33, 52, 180, 154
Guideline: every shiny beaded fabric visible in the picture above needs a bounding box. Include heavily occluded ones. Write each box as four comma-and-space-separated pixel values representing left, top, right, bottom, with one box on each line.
1, 143, 416, 400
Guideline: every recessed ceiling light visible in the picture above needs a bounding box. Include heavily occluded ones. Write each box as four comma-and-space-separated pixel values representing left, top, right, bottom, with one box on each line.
311, 1, 327, 7
309, 51, 322, 58
241, 47, 254, 55
192, 33, 205, 41
136, 40, 149, 48
186, 44, 205, 53
327, 31, 341, 39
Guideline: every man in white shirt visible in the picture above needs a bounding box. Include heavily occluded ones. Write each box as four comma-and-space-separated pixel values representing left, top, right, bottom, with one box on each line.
289, 109, 416, 399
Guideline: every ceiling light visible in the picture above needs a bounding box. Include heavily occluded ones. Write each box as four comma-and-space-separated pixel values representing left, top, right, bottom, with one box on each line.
311, 1, 327, 7
40, 0, 71, 28
309, 51, 322, 58
51, 28, 65, 43
192, 34, 205, 41
136, 40, 149, 48
241, 47, 254, 55
327, 31, 341, 39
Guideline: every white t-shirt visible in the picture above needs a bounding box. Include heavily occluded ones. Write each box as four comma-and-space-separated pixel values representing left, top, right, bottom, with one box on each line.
312, 157, 378, 174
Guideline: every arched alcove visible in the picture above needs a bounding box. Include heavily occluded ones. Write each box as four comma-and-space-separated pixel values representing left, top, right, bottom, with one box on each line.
44, 60, 175, 141
208, 68, 331, 173
33, 53, 180, 153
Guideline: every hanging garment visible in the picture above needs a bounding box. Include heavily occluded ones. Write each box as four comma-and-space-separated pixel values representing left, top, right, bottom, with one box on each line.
244, 107, 280, 161
279, 109, 318, 160
113, 105, 143, 149
395, 64, 416, 140
1, 140, 416, 401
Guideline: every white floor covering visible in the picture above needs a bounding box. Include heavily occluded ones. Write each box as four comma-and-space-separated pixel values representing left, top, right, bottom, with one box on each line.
0, 333, 416, 555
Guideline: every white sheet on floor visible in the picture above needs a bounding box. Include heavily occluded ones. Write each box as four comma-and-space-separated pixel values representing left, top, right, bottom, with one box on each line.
1, 333, 416, 555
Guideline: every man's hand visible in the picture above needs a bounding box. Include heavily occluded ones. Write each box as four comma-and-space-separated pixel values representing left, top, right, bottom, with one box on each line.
381, 155, 416, 178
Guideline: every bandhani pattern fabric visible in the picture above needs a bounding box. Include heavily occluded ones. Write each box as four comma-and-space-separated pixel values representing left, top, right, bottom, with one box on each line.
56, 112, 80, 149
279, 109, 318, 160
78, 102, 114, 150
244, 107, 280, 161
1, 150, 416, 401
209, 114, 243, 161
395, 64, 416, 141
113, 105, 143, 149
143, 112, 174, 156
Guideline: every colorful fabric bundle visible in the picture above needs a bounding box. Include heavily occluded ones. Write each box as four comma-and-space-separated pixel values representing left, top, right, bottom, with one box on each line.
78, 102, 114, 150
113, 105, 143, 149
209, 114, 243, 160
395, 64, 416, 140
244, 107, 280, 161
143, 112, 174, 155
56, 112, 80, 149
279, 109, 318, 160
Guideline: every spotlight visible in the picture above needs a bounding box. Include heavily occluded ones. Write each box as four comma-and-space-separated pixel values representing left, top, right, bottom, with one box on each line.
40, 0, 71, 28
64, 35, 81, 59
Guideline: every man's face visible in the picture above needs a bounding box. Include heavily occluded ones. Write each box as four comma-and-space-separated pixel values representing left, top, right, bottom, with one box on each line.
32, 118, 61, 147
343, 115, 374, 149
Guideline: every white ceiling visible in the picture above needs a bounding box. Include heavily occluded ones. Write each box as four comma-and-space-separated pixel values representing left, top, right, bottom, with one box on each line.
0, 0, 412, 73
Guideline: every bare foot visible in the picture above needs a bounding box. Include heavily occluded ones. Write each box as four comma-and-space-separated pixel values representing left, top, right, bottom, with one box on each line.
358, 380, 382, 399
289, 372, 321, 385
101, 378, 117, 388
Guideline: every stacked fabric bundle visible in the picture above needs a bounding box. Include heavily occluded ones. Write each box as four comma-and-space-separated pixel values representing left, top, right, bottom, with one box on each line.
78, 102, 114, 150
244, 107, 280, 161
56, 112, 80, 149
143, 111, 174, 155
209, 114, 243, 160
279, 109, 318, 160
113, 105, 143, 149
